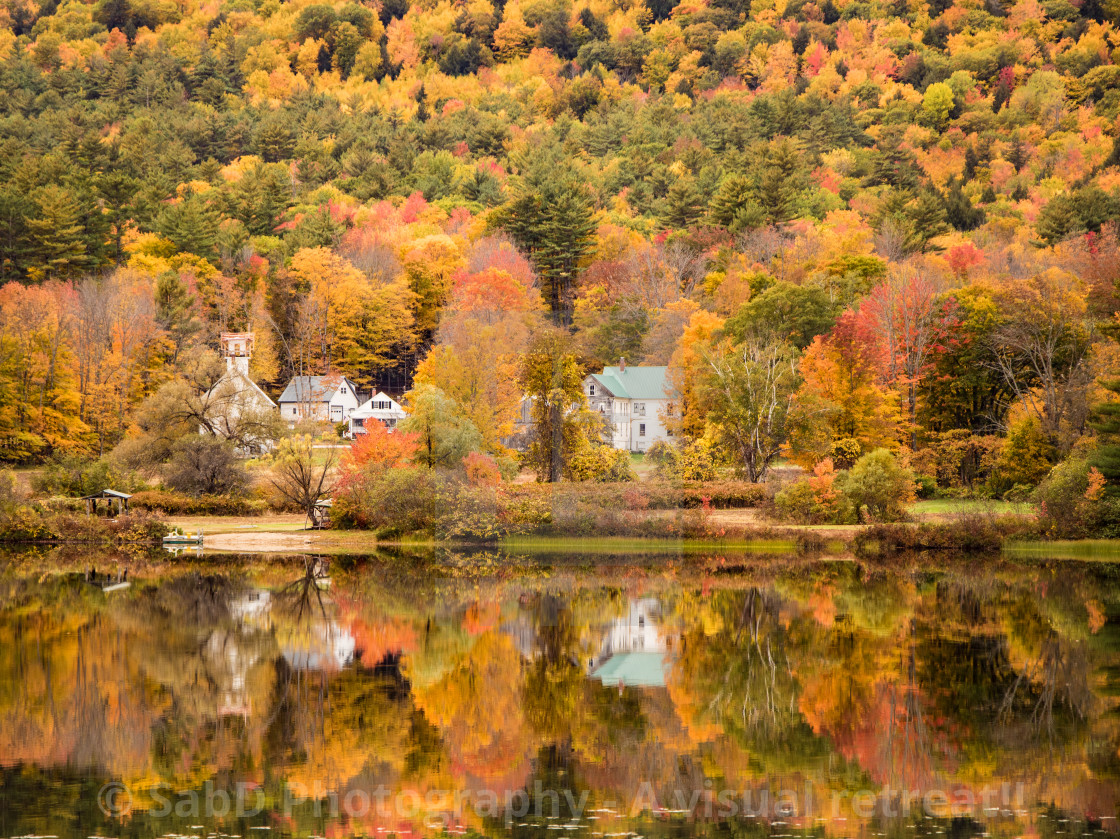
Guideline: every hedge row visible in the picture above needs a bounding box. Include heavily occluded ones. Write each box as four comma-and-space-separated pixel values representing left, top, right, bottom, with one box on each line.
852, 514, 1038, 555
0, 507, 168, 544
129, 491, 271, 516
504, 480, 770, 510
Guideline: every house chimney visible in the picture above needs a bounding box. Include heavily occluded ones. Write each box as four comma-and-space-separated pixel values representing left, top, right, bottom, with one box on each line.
620, 356, 626, 372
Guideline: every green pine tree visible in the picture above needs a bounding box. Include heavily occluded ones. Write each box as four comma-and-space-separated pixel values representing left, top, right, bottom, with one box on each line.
492, 174, 595, 326
157, 191, 220, 261
1035, 194, 1082, 246
1090, 383, 1120, 488
708, 174, 754, 228
661, 177, 704, 229
904, 190, 950, 252
25, 185, 88, 281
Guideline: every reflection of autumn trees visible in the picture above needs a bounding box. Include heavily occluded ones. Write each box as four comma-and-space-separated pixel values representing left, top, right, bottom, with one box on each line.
0, 609, 163, 779
266, 662, 413, 791
1, 557, 1119, 836
669, 588, 835, 786
412, 632, 534, 790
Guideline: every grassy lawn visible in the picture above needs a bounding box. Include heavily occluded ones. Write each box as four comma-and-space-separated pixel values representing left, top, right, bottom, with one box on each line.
629, 452, 658, 480
908, 498, 1035, 520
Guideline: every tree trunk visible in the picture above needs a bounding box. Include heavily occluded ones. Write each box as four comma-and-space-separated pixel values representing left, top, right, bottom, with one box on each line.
549, 401, 563, 483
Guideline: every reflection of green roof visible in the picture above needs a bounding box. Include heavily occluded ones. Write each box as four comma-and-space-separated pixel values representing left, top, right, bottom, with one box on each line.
590, 366, 672, 400
590, 652, 667, 687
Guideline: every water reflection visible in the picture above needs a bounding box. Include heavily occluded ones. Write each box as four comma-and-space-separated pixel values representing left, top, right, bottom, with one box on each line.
0, 550, 1117, 839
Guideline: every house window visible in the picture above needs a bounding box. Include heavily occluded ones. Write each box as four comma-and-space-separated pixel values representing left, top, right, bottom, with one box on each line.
634, 402, 646, 416
589, 384, 595, 397
639, 423, 646, 436
341, 386, 347, 394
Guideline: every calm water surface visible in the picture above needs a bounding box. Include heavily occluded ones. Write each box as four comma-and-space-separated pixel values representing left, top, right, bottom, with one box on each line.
1, 549, 1119, 839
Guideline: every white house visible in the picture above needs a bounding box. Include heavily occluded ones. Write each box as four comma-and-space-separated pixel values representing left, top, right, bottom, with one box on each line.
278, 374, 361, 424
201, 332, 277, 453
584, 359, 676, 453
348, 391, 408, 436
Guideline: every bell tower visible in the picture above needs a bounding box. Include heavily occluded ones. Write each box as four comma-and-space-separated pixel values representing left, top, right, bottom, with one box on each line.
220, 332, 254, 377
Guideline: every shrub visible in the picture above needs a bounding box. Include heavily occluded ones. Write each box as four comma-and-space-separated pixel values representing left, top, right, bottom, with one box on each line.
568, 445, 636, 482
333, 466, 440, 535
464, 451, 502, 487
344, 419, 420, 471
502, 481, 768, 510
435, 482, 507, 540
774, 459, 845, 523
646, 440, 675, 472
648, 439, 720, 481
334, 473, 771, 539
774, 480, 820, 523
988, 417, 1055, 494
828, 438, 862, 469
1034, 458, 1112, 538
836, 449, 915, 522
914, 474, 937, 499
0, 469, 23, 507
165, 437, 249, 496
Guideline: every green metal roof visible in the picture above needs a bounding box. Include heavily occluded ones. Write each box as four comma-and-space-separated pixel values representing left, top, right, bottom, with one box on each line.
590, 652, 668, 687
590, 366, 672, 400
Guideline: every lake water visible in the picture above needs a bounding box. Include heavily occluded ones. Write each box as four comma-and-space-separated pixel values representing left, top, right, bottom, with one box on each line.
1, 548, 1119, 839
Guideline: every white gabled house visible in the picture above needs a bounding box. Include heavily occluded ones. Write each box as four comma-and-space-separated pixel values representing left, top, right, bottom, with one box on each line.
583, 359, 676, 453
278, 374, 361, 424
348, 391, 408, 436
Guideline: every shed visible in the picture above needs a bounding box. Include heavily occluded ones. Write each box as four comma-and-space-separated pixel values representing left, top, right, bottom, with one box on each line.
81, 489, 131, 516
310, 498, 332, 529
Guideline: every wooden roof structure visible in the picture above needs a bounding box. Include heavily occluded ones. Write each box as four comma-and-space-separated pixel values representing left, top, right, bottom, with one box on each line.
80, 489, 131, 515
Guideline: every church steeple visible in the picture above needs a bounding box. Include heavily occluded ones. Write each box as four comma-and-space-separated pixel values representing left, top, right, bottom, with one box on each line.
220, 332, 254, 377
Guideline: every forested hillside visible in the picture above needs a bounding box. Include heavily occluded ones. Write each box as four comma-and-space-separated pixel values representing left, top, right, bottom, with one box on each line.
1, 0, 1119, 512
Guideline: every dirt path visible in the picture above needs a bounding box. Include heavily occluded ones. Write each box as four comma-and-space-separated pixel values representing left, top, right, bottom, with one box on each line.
202, 531, 324, 552
165, 514, 384, 554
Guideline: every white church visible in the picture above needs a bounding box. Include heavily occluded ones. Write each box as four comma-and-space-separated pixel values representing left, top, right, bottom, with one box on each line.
201, 332, 277, 453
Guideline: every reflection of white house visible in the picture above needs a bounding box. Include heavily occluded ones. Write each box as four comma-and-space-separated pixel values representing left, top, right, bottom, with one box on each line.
230, 588, 273, 627
502, 597, 675, 689
282, 623, 356, 672
278, 375, 361, 424
588, 598, 673, 688
232, 585, 357, 674
208, 587, 278, 717
348, 391, 408, 436
202, 332, 277, 452
583, 360, 676, 453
